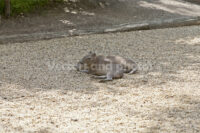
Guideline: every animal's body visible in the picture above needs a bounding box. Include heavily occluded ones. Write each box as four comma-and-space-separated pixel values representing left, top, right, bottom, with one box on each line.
105, 55, 138, 74
75, 52, 138, 82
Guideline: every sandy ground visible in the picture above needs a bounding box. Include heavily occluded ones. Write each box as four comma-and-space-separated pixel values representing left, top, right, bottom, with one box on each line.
0, 25, 200, 132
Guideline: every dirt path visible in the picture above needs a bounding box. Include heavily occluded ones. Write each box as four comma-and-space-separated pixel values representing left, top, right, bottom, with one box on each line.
0, 25, 200, 132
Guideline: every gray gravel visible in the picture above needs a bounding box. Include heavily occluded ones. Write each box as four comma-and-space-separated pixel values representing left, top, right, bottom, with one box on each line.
0, 25, 200, 132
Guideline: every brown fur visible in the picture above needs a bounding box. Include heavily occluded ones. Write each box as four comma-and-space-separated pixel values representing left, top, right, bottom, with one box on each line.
75, 52, 137, 82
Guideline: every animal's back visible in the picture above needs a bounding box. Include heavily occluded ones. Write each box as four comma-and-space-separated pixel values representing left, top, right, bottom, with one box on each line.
88, 55, 123, 77
106, 55, 137, 73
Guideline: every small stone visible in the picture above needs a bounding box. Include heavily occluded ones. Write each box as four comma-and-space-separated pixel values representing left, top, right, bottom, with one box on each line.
71, 11, 77, 14
99, 2, 105, 8
64, 7, 70, 13
71, 118, 78, 122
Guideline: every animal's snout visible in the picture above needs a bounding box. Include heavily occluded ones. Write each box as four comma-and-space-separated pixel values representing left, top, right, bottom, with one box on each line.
74, 65, 78, 70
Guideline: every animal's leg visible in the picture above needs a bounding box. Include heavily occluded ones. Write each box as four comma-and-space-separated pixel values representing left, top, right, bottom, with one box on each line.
129, 67, 138, 74
99, 78, 113, 82
123, 68, 128, 72
99, 73, 113, 82
79, 70, 89, 73
93, 75, 107, 79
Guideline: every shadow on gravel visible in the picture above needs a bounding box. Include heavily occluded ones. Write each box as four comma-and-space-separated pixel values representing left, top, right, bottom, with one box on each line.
145, 94, 200, 132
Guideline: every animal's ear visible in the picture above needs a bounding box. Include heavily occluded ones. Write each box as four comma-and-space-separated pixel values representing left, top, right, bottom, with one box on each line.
91, 53, 96, 57
89, 51, 96, 57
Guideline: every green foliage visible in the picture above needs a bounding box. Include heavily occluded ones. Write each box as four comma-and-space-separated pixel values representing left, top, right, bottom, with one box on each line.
0, 0, 63, 16
0, 0, 5, 14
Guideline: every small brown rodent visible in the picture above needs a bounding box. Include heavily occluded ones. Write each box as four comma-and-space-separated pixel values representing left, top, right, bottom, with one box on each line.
75, 52, 138, 82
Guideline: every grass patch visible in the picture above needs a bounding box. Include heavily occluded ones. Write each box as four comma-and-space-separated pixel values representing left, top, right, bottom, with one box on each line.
0, 0, 63, 16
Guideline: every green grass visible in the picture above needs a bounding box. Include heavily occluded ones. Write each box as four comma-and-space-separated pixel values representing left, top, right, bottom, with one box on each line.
0, 0, 5, 14
0, 0, 63, 16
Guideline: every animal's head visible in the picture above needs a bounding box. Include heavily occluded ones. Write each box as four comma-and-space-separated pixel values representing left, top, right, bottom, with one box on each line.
75, 51, 96, 71
79, 51, 96, 64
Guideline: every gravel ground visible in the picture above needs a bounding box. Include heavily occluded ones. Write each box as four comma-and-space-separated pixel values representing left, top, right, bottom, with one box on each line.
0, 25, 200, 132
